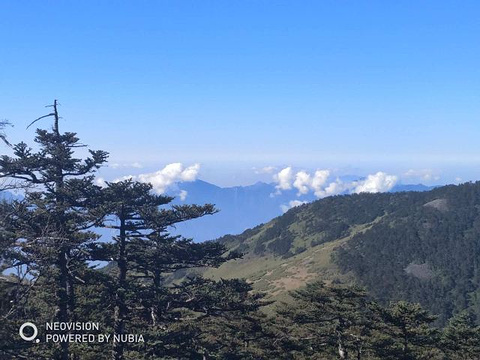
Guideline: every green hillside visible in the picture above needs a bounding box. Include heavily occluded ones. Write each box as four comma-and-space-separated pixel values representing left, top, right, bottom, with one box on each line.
205, 182, 480, 324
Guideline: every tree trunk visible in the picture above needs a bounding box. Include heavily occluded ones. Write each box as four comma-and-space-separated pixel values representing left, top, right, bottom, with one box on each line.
151, 273, 161, 326
67, 255, 79, 360
57, 250, 70, 360
402, 326, 408, 360
337, 331, 348, 359
112, 216, 127, 360
53, 103, 70, 360
67, 251, 76, 322
356, 344, 362, 360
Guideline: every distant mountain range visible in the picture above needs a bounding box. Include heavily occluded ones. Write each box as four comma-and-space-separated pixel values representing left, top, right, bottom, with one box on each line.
168, 179, 435, 241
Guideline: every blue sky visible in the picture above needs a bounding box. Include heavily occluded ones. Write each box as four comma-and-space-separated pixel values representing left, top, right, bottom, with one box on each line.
1, 1, 479, 186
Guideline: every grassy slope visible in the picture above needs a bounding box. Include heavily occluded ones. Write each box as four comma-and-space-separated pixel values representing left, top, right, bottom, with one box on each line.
204, 218, 382, 305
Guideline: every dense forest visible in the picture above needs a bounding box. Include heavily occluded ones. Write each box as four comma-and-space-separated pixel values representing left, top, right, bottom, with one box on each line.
212, 178, 480, 329
1, 103, 480, 359
335, 183, 480, 325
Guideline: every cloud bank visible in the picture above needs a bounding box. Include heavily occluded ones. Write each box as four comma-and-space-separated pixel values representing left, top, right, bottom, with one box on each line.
273, 167, 398, 198
353, 172, 397, 194
110, 162, 144, 169
274, 167, 294, 191
136, 163, 200, 194
403, 169, 440, 182
280, 200, 308, 213
97, 163, 200, 194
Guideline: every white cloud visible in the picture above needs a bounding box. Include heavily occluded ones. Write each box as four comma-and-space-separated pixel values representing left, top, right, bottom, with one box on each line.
273, 167, 397, 198
274, 167, 332, 197
274, 167, 293, 191
353, 172, 398, 194
403, 169, 439, 182
95, 177, 107, 187
137, 163, 200, 193
110, 162, 144, 169
315, 178, 351, 198
131, 162, 143, 169
280, 200, 308, 213
311, 170, 330, 197
111, 163, 200, 194
179, 190, 188, 201
178, 163, 201, 181
292, 170, 331, 196
290, 199, 308, 208
293, 171, 311, 195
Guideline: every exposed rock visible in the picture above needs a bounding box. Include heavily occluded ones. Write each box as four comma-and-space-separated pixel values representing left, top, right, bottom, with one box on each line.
404, 262, 434, 280
423, 198, 448, 212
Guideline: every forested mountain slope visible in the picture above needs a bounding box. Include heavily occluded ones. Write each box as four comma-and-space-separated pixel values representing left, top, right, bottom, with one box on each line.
205, 182, 480, 324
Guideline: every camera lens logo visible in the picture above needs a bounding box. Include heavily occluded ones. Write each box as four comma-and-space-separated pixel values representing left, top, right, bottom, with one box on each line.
19, 322, 40, 343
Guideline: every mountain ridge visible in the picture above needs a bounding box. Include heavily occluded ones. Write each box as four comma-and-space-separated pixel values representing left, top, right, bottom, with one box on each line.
200, 181, 480, 324
168, 178, 436, 241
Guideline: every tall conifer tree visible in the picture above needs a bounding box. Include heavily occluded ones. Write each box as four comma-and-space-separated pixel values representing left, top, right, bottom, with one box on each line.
278, 281, 375, 359
373, 301, 438, 360
90, 179, 238, 360
0, 101, 107, 359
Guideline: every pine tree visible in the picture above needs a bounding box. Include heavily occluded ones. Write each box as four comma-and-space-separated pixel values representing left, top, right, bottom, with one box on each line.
144, 277, 270, 359
278, 281, 375, 359
372, 301, 439, 360
440, 311, 480, 359
0, 101, 108, 359
89, 179, 237, 360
